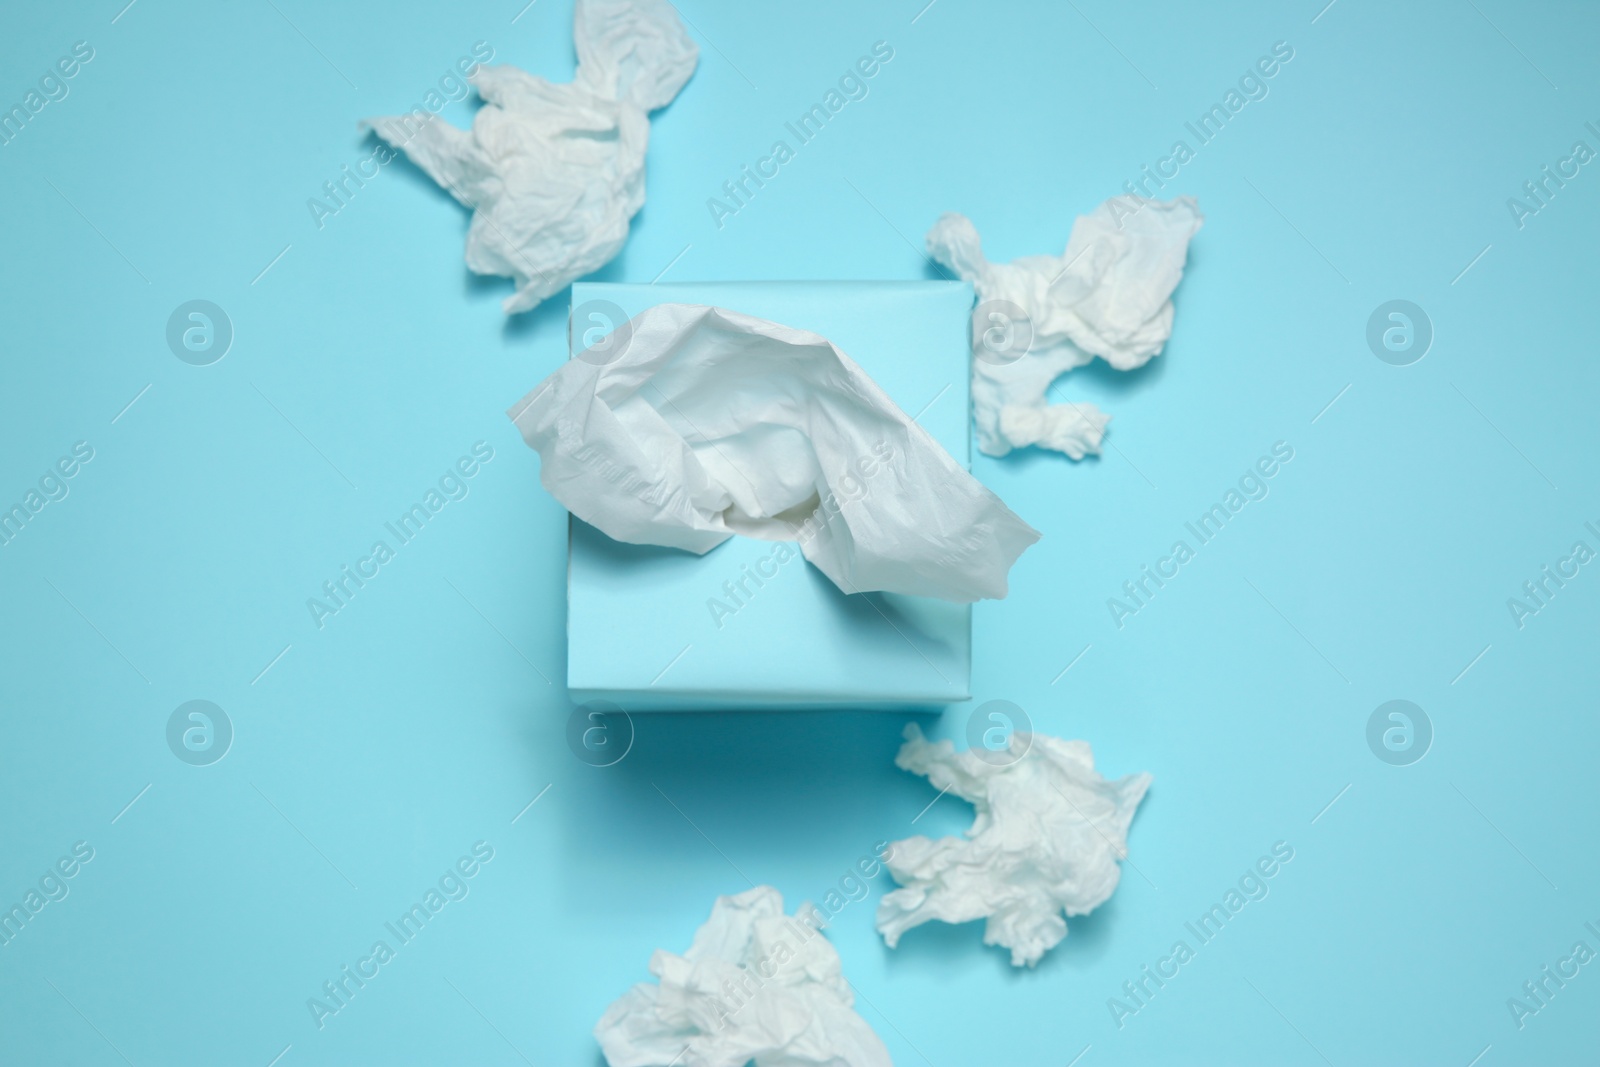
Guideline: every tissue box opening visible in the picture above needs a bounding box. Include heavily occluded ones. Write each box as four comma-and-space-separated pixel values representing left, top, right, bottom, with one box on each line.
565, 281, 974, 711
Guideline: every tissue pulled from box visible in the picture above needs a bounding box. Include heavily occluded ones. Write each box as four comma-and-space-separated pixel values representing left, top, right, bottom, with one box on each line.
365, 0, 696, 314
926, 196, 1203, 458
509, 303, 1039, 602
595, 885, 890, 1067
877, 723, 1151, 967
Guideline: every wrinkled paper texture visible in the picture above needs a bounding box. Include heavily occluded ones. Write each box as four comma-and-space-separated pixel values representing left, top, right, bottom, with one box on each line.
926, 196, 1203, 458
366, 0, 697, 313
509, 303, 1039, 602
877, 723, 1151, 966
595, 886, 890, 1067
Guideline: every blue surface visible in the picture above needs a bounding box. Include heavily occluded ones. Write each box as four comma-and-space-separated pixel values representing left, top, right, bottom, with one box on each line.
2, 1, 1598, 1065
567, 281, 973, 710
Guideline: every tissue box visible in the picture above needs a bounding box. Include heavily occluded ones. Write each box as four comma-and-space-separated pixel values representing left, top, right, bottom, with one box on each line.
566, 280, 974, 710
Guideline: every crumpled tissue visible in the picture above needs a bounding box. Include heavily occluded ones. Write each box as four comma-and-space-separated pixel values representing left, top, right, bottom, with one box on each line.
926, 196, 1203, 458
877, 723, 1151, 967
509, 303, 1039, 602
366, 0, 696, 313
595, 885, 890, 1067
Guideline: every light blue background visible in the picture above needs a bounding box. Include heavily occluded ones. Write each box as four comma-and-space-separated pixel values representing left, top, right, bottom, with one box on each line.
2, 1, 1597, 1065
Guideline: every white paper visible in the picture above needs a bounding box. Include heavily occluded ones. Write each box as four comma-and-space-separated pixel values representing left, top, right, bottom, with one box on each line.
509, 303, 1039, 602
366, 0, 697, 313
926, 196, 1203, 458
877, 723, 1151, 967
595, 885, 890, 1067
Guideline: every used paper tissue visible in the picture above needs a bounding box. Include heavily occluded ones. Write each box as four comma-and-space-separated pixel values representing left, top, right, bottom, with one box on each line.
926, 195, 1203, 458
595, 885, 889, 1067
366, 0, 697, 313
877, 723, 1151, 967
511, 302, 1039, 603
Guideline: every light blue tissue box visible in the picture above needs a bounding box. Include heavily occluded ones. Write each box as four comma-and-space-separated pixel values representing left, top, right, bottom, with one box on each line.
566, 281, 975, 710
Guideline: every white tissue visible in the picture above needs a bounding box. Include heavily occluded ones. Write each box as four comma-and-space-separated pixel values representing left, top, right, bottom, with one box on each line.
926, 196, 1203, 458
595, 885, 890, 1067
509, 303, 1039, 602
366, 0, 696, 314
877, 723, 1151, 967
